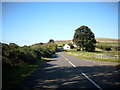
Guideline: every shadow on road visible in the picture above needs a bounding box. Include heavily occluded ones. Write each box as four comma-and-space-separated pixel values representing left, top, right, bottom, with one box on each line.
14, 55, 120, 89
56, 48, 63, 52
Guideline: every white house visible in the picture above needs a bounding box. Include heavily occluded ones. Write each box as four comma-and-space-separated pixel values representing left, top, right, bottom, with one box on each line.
63, 44, 71, 50
73, 43, 77, 47
71, 41, 77, 47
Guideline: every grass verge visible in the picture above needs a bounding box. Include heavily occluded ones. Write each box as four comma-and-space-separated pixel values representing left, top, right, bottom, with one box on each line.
65, 50, 119, 62
2, 58, 47, 89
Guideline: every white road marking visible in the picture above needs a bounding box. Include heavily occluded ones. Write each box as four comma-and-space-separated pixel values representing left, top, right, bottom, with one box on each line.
82, 73, 103, 90
62, 55, 76, 67
68, 61, 76, 67
61, 54, 103, 90
62, 55, 68, 61
65, 58, 68, 60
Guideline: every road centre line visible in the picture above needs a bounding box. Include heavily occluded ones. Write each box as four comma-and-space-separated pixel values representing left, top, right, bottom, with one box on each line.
61, 54, 103, 90
62, 55, 68, 61
82, 73, 103, 90
62, 55, 75, 67
68, 61, 76, 67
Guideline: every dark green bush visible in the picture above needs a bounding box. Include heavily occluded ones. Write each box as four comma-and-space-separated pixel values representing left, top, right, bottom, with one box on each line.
2, 43, 25, 66
96, 44, 112, 51
112, 46, 120, 51
2, 41, 57, 66
2, 43, 40, 66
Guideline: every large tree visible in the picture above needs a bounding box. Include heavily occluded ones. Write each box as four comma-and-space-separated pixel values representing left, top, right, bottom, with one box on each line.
48, 39, 55, 43
73, 25, 97, 51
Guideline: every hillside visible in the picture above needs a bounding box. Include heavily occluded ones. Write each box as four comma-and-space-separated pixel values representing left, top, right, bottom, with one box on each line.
96, 38, 119, 43
55, 38, 119, 43
55, 38, 119, 46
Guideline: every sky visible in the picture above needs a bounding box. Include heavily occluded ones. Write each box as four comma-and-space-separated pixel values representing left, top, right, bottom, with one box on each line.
1, 0, 120, 2
2, 2, 118, 46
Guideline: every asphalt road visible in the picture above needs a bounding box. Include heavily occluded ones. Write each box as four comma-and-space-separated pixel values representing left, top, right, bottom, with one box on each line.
16, 51, 120, 89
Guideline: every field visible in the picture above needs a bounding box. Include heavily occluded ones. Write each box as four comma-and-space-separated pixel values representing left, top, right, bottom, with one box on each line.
95, 38, 119, 43
55, 38, 119, 46
97, 42, 119, 46
55, 40, 72, 46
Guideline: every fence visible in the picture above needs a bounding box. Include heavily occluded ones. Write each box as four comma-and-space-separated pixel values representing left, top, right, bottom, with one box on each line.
94, 54, 119, 59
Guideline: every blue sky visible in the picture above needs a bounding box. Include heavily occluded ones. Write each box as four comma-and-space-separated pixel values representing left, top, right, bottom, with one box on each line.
2, 2, 118, 46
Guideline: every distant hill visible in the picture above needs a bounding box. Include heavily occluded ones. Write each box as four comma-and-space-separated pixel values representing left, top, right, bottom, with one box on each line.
55, 38, 119, 44
55, 40, 72, 43
96, 38, 119, 43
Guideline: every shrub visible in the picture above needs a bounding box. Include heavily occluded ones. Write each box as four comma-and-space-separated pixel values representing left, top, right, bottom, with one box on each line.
2, 41, 58, 66
96, 44, 112, 51
2, 43, 25, 66
112, 46, 120, 51
18, 46, 41, 64
2, 43, 41, 66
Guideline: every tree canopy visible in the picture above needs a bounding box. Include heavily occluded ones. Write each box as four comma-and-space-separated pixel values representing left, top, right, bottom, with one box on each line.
48, 39, 55, 43
73, 25, 97, 51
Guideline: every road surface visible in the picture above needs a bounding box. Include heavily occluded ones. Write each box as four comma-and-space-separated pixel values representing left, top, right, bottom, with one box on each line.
16, 52, 120, 89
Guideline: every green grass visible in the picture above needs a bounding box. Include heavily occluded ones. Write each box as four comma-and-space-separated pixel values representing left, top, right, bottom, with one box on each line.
66, 49, 119, 55
65, 50, 119, 62
97, 42, 119, 44
96, 42, 119, 46
64, 41, 120, 62
56, 41, 71, 46
3, 58, 46, 89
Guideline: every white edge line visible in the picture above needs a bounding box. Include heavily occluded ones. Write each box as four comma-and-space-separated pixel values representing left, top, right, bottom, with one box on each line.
82, 72, 103, 90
